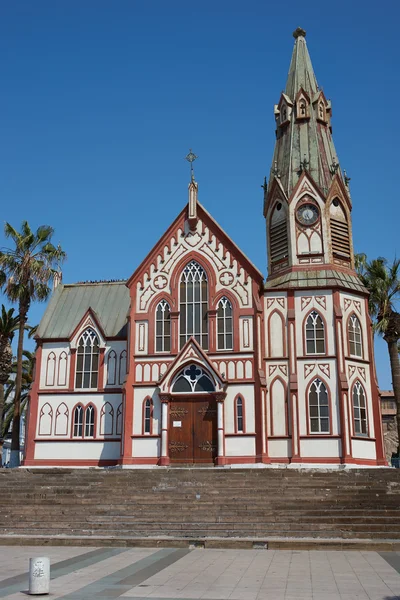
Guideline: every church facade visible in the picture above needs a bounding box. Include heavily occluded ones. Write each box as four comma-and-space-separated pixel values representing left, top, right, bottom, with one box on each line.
24, 29, 386, 467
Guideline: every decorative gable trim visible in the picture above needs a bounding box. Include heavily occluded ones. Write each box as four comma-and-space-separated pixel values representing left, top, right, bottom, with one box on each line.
158, 336, 226, 394
70, 308, 106, 348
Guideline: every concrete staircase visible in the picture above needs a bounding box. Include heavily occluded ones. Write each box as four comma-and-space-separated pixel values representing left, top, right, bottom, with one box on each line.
1, 467, 400, 550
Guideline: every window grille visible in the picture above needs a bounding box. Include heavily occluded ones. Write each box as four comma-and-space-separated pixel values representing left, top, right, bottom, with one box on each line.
348, 314, 362, 357
305, 311, 325, 354
75, 328, 100, 389
156, 300, 171, 352
236, 396, 244, 432
180, 261, 208, 349
84, 405, 95, 437
73, 405, 83, 437
217, 297, 233, 350
144, 399, 151, 434
172, 365, 215, 393
353, 381, 368, 435
308, 379, 329, 433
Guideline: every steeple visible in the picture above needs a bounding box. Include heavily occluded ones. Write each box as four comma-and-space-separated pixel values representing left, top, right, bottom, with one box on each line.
269, 28, 346, 199
264, 29, 358, 285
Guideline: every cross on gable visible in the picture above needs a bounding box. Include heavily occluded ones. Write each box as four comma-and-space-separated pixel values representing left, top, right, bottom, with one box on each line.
154, 275, 167, 289
220, 272, 234, 286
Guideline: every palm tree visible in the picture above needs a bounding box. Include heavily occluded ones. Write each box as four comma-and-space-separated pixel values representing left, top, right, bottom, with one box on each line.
356, 255, 400, 453
0, 306, 19, 460
2, 351, 35, 440
0, 222, 66, 466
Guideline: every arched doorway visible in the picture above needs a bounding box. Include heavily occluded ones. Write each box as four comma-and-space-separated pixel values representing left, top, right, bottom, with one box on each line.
168, 364, 218, 463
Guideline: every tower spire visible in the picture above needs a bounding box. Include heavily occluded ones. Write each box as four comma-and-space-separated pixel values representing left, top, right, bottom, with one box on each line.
269, 29, 344, 199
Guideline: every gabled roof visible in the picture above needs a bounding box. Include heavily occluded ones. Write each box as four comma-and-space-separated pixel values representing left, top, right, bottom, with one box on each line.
127, 198, 264, 287
36, 282, 130, 340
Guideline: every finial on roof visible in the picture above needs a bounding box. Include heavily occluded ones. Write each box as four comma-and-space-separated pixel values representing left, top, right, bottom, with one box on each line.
293, 27, 306, 39
185, 148, 198, 183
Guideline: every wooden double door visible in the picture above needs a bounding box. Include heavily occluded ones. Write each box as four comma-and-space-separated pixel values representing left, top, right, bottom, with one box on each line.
168, 398, 218, 463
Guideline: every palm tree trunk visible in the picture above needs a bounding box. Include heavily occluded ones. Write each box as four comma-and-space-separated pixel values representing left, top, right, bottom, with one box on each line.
10, 303, 27, 467
387, 339, 400, 455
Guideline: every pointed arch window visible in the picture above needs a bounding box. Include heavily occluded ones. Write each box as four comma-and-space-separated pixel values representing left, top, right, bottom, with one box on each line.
84, 405, 95, 437
156, 300, 171, 352
143, 398, 152, 434
180, 261, 208, 350
353, 381, 368, 435
348, 314, 363, 358
299, 99, 306, 116
305, 311, 325, 355
172, 365, 215, 393
73, 405, 83, 437
235, 396, 244, 433
75, 328, 100, 389
308, 379, 329, 433
217, 297, 233, 350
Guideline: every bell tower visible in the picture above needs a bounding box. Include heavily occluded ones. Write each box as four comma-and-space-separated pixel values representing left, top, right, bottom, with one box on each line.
262, 28, 386, 466
264, 27, 356, 283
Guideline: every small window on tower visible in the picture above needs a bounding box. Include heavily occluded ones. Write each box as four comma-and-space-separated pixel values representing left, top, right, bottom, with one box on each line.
318, 101, 326, 122
330, 199, 351, 262
269, 202, 288, 264
281, 106, 287, 122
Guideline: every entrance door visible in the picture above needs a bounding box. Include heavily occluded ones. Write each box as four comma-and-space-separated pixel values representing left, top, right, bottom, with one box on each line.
169, 398, 217, 463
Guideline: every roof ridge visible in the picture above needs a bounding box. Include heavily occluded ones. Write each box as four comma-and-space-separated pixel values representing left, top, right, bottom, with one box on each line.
64, 280, 127, 287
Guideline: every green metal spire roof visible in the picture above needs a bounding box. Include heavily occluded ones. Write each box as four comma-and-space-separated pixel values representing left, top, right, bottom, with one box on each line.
285, 27, 319, 100
269, 28, 345, 199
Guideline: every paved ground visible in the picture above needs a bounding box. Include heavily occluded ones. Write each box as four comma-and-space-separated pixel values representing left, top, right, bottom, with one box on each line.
1, 546, 400, 599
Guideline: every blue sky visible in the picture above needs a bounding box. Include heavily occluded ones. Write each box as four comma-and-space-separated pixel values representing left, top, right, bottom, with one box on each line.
0, 0, 399, 388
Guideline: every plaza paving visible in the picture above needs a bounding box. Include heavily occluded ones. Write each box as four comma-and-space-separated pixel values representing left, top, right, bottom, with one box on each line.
1, 546, 400, 599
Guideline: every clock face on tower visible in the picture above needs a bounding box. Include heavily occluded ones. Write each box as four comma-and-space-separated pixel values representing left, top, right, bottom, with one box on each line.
296, 203, 319, 226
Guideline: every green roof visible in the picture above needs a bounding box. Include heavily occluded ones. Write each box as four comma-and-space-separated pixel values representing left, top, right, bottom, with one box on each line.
36, 282, 130, 339
265, 269, 368, 293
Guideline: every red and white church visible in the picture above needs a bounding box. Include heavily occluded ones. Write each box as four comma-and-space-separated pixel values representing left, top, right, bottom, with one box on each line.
24, 28, 386, 467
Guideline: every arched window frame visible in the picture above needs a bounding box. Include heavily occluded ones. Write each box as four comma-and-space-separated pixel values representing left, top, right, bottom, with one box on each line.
171, 364, 215, 394
267, 309, 286, 358
38, 402, 53, 436
99, 401, 114, 436
45, 352, 56, 387
116, 403, 123, 436
142, 397, 153, 435
179, 261, 208, 350
55, 402, 69, 436
307, 378, 331, 435
155, 299, 171, 353
216, 296, 233, 351
72, 404, 84, 438
304, 310, 326, 355
75, 328, 100, 390
352, 381, 369, 437
348, 313, 363, 358
234, 395, 245, 433
106, 349, 117, 386
71, 403, 96, 438
84, 404, 96, 438
269, 376, 289, 437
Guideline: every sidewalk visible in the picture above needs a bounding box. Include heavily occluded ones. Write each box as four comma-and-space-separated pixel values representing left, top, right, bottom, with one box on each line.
0, 546, 400, 599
